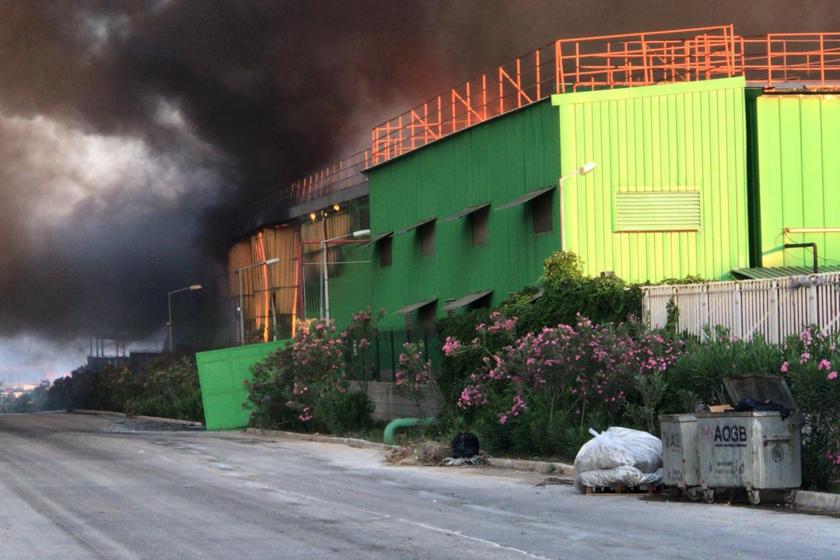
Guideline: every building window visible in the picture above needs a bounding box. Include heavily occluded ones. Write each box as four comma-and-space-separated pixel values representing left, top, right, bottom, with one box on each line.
378, 236, 392, 267
470, 206, 489, 246
420, 221, 435, 256
404, 303, 437, 331
418, 302, 437, 328
531, 191, 553, 234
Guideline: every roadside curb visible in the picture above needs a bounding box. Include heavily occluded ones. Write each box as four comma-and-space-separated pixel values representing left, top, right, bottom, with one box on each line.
793, 490, 840, 514
71, 409, 204, 428
244, 427, 394, 450
242, 427, 575, 475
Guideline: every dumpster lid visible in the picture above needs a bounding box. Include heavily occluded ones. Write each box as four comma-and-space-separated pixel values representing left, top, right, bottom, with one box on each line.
658, 413, 697, 422
723, 375, 797, 410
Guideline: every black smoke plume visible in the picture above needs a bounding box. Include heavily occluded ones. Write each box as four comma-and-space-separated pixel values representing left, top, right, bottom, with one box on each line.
0, 0, 836, 363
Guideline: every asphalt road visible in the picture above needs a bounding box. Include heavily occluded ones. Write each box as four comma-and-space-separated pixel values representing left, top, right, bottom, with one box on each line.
1, 413, 838, 560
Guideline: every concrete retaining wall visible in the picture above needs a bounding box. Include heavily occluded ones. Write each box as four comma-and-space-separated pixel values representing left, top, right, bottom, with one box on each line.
352, 381, 443, 421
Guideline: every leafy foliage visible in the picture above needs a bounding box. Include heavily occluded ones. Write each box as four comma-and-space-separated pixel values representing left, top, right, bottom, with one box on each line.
245, 318, 375, 435
37, 357, 204, 422
503, 252, 643, 335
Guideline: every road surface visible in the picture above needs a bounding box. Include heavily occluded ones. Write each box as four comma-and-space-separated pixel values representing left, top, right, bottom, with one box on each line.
0, 413, 838, 559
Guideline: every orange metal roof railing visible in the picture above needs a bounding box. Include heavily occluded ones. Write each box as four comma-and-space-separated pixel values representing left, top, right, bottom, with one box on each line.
266, 26, 840, 218
737, 32, 840, 87
287, 149, 371, 204
370, 25, 739, 165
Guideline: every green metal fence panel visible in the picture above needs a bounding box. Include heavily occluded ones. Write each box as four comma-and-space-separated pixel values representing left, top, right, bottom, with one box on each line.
754, 94, 840, 269
552, 77, 750, 282
365, 100, 561, 329
196, 340, 288, 430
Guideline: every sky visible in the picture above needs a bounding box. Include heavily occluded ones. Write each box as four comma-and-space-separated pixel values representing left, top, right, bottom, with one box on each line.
0, 0, 838, 384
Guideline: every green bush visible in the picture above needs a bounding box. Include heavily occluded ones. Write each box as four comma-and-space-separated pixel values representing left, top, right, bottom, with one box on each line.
315, 391, 375, 435
503, 251, 643, 335
663, 328, 782, 409
779, 328, 840, 490
39, 357, 203, 422
245, 345, 301, 429
126, 357, 204, 421
245, 318, 374, 435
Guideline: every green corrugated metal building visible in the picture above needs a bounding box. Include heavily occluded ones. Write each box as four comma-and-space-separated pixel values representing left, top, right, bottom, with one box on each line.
364, 101, 561, 328
349, 78, 751, 325
553, 77, 750, 282
749, 93, 840, 269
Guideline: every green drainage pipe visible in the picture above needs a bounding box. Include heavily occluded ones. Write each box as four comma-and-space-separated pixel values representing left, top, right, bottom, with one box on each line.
383, 417, 435, 444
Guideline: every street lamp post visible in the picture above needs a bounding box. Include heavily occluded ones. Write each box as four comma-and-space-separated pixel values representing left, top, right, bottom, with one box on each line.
167, 284, 203, 353
558, 162, 597, 252
320, 229, 370, 321
236, 258, 280, 345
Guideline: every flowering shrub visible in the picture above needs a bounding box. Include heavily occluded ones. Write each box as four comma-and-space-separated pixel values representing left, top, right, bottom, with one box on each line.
246, 318, 373, 434
447, 312, 682, 432
394, 341, 434, 405
343, 307, 383, 380
780, 327, 840, 489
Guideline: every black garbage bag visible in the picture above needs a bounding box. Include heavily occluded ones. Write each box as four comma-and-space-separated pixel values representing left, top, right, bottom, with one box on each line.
733, 397, 791, 419
451, 432, 480, 458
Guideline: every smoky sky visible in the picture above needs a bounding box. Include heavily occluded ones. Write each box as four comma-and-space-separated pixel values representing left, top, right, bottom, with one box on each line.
0, 0, 838, 378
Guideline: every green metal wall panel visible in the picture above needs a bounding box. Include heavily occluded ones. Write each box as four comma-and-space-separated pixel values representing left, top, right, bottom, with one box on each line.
196, 340, 287, 430
754, 94, 840, 268
366, 100, 560, 328
327, 242, 375, 330
552, 77, 750, 282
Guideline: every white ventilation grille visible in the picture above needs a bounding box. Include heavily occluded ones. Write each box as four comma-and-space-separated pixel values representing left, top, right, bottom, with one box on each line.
614, 191, 701, 232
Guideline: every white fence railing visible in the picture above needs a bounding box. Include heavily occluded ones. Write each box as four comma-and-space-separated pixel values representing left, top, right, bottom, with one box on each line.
642, 272, 840, 343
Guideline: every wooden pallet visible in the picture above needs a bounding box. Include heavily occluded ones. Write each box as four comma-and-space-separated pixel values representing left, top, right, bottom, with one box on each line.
584, 483, 659, 495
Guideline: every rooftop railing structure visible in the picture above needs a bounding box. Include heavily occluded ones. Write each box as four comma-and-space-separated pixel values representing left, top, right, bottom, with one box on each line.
240, 27, 840, 235
737, 32, 840, 88
370, 25, 741, 165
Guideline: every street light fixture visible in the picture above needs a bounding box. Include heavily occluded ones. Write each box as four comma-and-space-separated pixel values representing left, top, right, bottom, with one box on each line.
559, 162, 597, 251
167, 284, 203, 353
321, 229, 370, 321
236, 258, 281, 345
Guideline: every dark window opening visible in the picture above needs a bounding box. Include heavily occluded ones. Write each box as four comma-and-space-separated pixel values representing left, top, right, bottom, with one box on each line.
404, 304, 436, 331
531, 191, 554, 234
418, 302, 437, 328
467, 293, 492, 310
470, 206, 490, 246
420, 221, 435, 256
378, 236, 392, 267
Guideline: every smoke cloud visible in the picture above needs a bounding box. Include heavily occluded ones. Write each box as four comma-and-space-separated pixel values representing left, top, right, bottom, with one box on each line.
0, 0, 837, 381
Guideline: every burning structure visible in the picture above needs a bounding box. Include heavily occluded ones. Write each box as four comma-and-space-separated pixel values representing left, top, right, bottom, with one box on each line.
222, 26, 840, 343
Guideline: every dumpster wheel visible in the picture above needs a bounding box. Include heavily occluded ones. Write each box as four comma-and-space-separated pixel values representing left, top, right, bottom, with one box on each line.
703, 489, 715, 504
748, 489, 761, 505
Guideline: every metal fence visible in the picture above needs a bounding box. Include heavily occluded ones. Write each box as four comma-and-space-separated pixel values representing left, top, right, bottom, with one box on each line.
346, 329, 442, 382
642, 272, 840, 343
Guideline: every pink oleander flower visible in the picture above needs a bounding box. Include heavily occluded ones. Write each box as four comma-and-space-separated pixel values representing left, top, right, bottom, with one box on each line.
819, 359, 832, 371
800, 352, 811, 364
827, 371, 838, 381
442, 336, 461, 356
298, 406, 313, 423
780, 361, 789, 373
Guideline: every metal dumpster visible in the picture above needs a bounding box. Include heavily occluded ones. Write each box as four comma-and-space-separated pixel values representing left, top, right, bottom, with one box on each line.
696, 375, 801, 505
659, 414, 701, 496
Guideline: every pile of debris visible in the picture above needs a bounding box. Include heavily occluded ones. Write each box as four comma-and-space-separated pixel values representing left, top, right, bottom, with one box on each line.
385, 431, 488, 467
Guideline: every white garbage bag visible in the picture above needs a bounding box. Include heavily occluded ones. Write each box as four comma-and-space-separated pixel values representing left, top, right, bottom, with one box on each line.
574, 427, 663, 493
